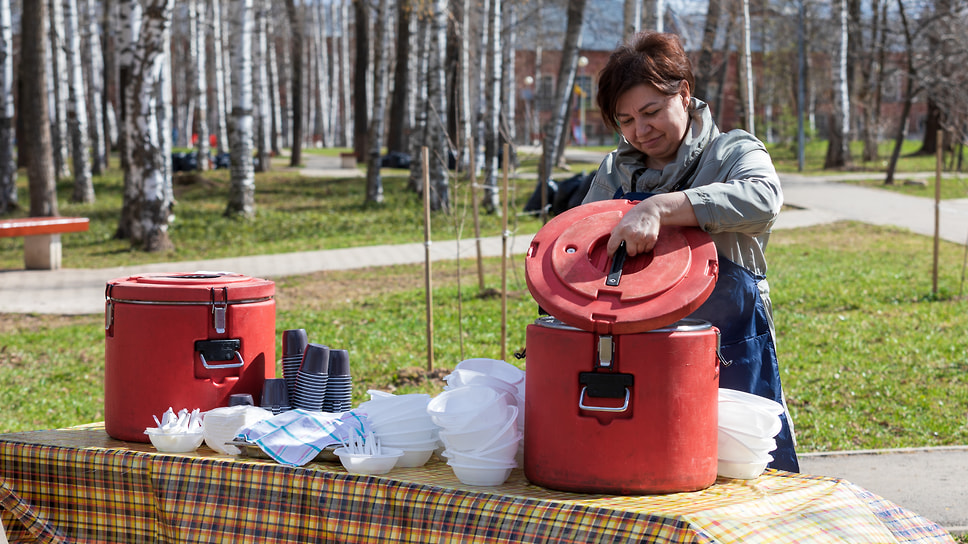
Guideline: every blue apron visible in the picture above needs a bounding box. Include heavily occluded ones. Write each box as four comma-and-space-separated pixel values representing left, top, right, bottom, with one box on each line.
616, 191, 800, 472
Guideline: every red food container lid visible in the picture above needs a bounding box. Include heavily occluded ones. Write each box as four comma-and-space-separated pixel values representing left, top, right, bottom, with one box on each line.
525, 199, 718, 335
106, 272, 275, 303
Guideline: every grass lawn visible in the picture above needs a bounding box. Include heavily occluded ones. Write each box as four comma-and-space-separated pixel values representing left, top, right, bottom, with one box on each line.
1, 144, 967, 458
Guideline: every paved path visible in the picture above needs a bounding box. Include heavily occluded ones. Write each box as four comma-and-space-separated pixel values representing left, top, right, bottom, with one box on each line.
1, 152, 966, 535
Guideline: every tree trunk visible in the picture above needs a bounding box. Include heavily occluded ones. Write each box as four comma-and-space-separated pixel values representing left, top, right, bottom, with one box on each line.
353, 0, 370, 162
481, 0, 502, 213
253, 0, 270, 172
623, 0, 641, 40
23, 0, 59, 217
313, 0, 332, 147
538, 0, 587, 197
115, 0, 141, 239
365, 0, 390, 205
0, 0, 17, 213
122, 0, 175, 251
209, 0, 229, 155
407, 5, 429, 194
266, 1, 282, 155
426, 0, 449, 212
64, 0, 94, 203
192, 0, 211, 170
102, 0, 118, 168
48, 0, 72, 180
885, 0, 916, 186
824, 0, 850, 169
226, 0, 256, 218
339, 0, 353, 148
387, 0, 411, 154
284, 0, 303, 166
81, 0, 106, 175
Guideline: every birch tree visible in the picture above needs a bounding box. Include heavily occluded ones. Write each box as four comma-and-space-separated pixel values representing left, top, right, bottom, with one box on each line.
0, 0, 16, 213
253, 0, 270, 172
387, 0, 412, 155
64, 0, 94, 203
121, 0, 176, 251
115, 0, 141, 238
208, 0, 229, 154
284, 0, 303, 166
365, 0, 390, 205
266, 2, 283, 155
537, 0, 587, 197
49, 0, 71, 180
338, 0, 352, 148
425, 0, 449, 211
408, 5, 430, 193
193, 0, 211, 170
824, 0, 850, 168
481, 0, 502, 213
353, 0, 370, 161
23, 0, 58, 217
226, 0, 256, 218
81, 0, 106, 175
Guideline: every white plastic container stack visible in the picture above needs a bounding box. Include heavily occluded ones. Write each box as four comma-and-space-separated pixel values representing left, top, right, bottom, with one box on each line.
357, 391, 440, 468
429, 384, 521, 486
716, 388, 784, 479
445, 358, 526, 439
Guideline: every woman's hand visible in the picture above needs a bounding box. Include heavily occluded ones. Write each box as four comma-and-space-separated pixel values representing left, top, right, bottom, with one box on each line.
607, 193, 699, 257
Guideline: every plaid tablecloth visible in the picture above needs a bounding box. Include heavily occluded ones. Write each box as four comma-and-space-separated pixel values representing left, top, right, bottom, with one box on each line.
0, 424, 955, 543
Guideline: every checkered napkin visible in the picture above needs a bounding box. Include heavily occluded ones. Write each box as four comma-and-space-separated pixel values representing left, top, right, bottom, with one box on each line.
236, 409, 369, 466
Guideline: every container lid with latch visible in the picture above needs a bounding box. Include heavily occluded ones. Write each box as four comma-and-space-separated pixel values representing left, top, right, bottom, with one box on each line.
105, 272, 275, 304
525, 199, 718, 335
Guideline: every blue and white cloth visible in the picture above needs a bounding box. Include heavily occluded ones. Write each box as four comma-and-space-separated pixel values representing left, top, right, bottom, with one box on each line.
237, 409, 370, 466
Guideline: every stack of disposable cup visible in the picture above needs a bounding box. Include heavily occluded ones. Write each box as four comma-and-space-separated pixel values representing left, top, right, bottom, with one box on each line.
260, 378, 291, 415
322, 349, 353, 412
429, 385, 520, 486
716, 388, 783, 479
281, 329, 309, 403
358, 392, 439, 468
292, 343, 330, 411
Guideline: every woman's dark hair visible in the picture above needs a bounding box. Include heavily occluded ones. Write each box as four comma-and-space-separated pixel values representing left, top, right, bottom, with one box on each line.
596, 32, 695, 132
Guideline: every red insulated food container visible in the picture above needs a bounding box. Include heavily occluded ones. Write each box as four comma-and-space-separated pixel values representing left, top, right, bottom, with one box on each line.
524, 199, 721, 494
104, 272, 276, 442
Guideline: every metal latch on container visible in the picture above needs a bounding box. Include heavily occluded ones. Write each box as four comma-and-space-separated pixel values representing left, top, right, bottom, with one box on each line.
597, 335, 613, 368
194, 339, 245, 369
578, 372, 634, 412
210, 287, 228, 333
104, 283, 115, 330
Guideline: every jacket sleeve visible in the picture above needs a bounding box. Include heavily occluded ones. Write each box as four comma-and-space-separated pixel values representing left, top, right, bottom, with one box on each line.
683, 139, 783, 237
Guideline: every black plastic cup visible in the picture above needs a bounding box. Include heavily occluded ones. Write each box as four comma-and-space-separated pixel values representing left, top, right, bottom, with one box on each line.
327, 349, 350, 376
282, 329, 309, 358
261, 378, 290, 409
300, 343, 331, 375
228, 393, 254, 407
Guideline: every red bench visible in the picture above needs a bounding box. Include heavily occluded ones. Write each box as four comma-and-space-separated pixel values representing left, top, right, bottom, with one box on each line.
0, 216, 90, 270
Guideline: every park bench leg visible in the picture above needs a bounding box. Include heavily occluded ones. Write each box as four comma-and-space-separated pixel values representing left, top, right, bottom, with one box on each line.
23, 233, 62, 270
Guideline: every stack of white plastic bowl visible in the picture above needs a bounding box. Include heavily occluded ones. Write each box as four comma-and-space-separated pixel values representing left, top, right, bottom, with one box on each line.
444, 358, 526, 439
717, 388, 784, 479
356, 391, 440, 468
429, 384, 520, 486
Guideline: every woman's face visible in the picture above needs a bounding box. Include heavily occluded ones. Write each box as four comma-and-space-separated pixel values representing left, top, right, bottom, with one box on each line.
614, 82, 690, 169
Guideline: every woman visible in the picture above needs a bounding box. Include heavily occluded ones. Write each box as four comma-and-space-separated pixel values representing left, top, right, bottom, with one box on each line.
584, 31, 798, 472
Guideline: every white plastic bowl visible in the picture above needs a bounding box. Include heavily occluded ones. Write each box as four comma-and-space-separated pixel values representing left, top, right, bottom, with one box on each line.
427, 385, 508, 429
438, 405, 518, 452
718, 388, 784, 415
720, 426, 777, 454
369, 415, 437, 434
333, 447, 404, 475
373, 425, 438, 442
442, 446, 517, 467
454, 358, 525, 386
358, 393, 431, 421
448, 460, 516, 486
377, 436, 440, 448
470, 433, 520, 462
717, 457, 771, 479
718, 429, 775, 463
144, 428, 205, 453
395, 447, 437, 468
444, 369, 520, 399
719, 401, 782, 439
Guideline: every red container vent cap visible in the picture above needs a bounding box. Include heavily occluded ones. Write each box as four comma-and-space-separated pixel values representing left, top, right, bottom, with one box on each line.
525, 199, 718, 335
